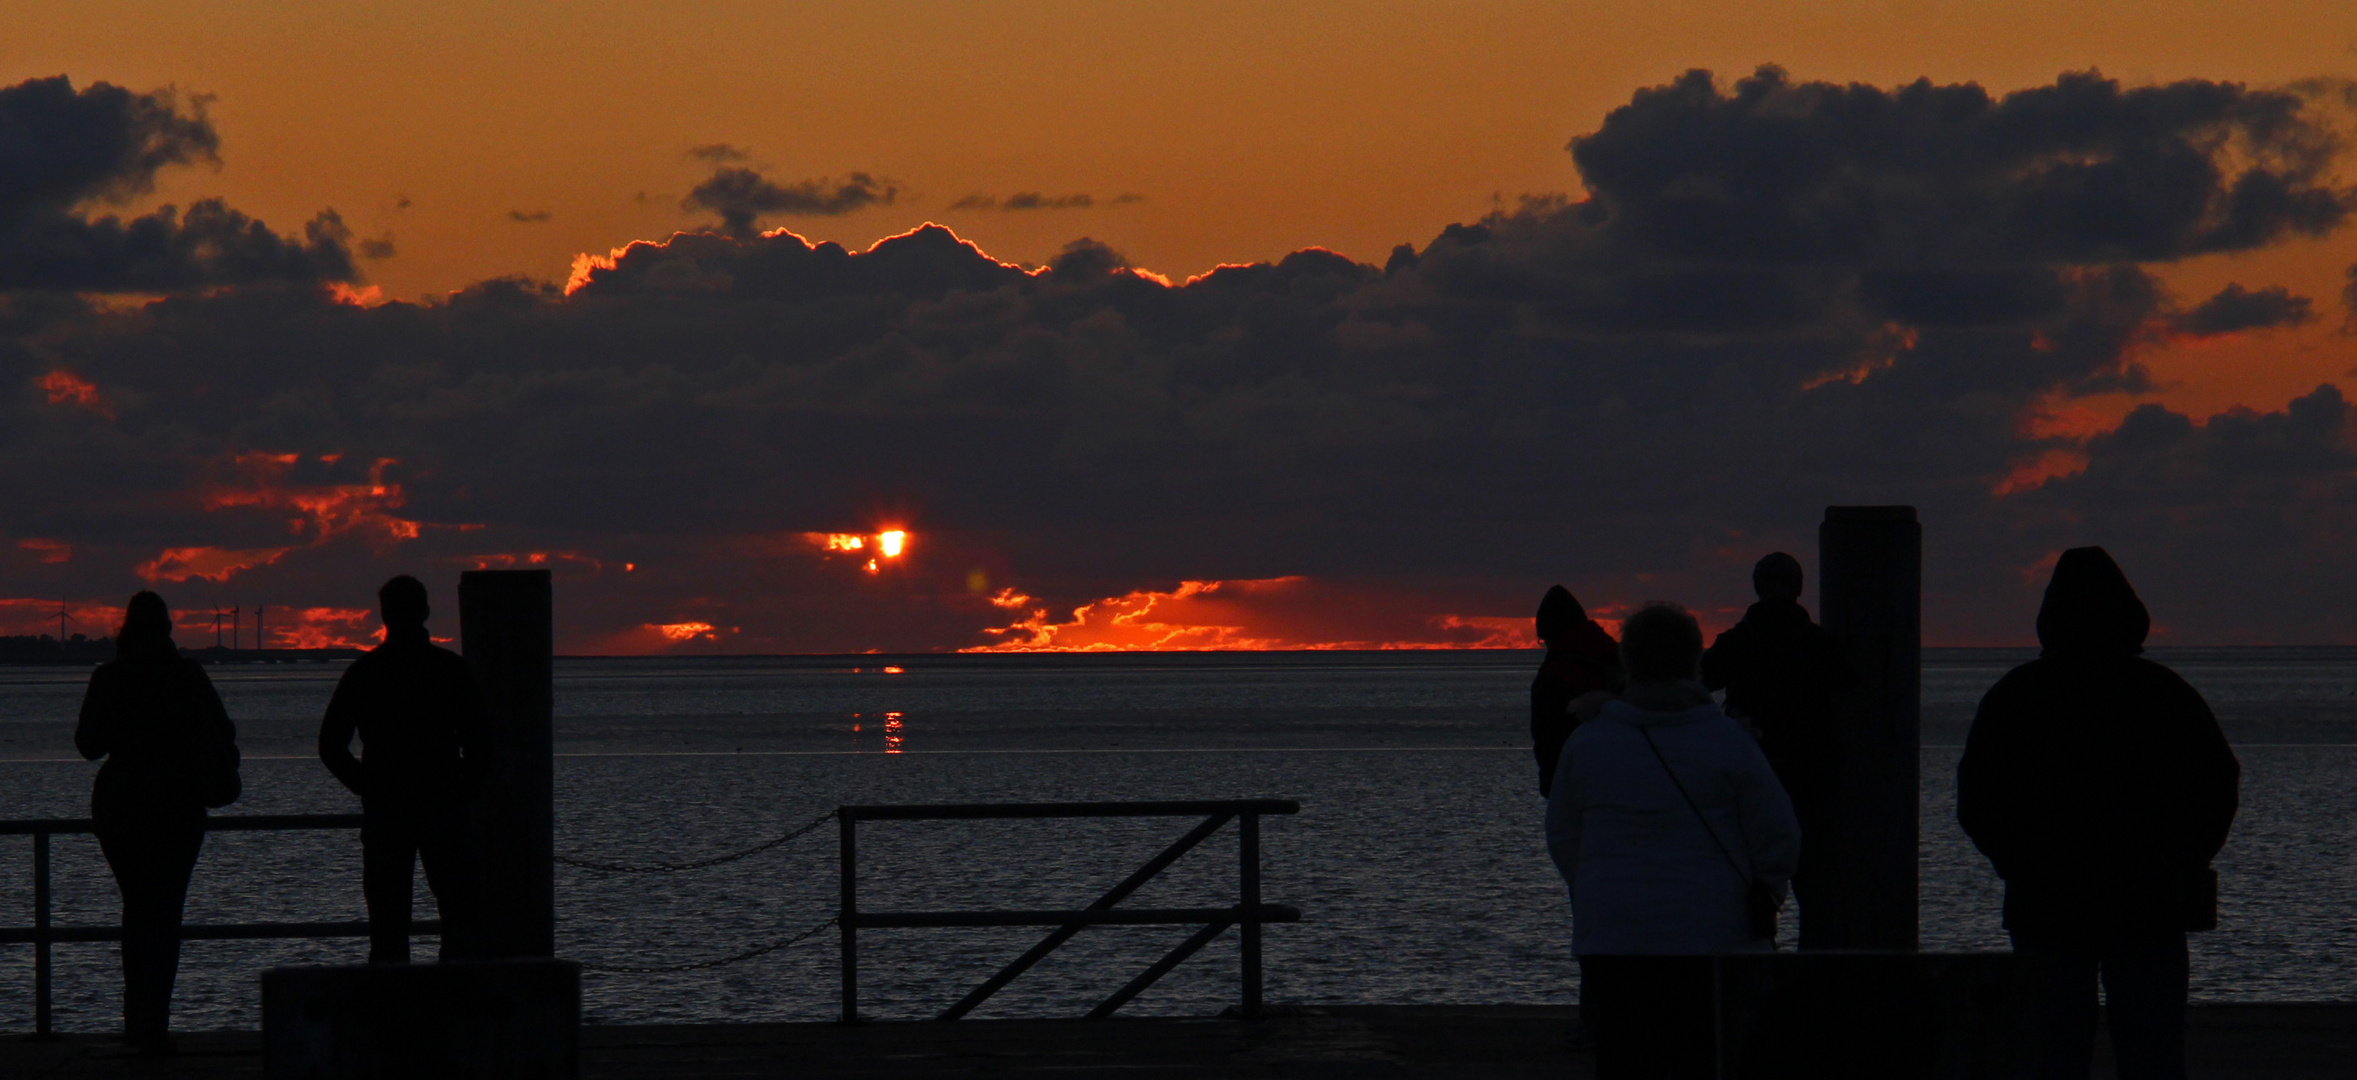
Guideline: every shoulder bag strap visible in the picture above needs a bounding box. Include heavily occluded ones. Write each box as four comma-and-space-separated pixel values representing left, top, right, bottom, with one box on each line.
1638, 723, 1754, 890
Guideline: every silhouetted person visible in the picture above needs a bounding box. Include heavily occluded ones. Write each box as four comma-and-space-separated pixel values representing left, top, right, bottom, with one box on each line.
320, 575, 490, 962
1532, 585, 1625, 796
1698, 552, 1853, 947
1958, 547, 2239, 1080
1548, 603, 1799, 1080
75, 592, 240, 1054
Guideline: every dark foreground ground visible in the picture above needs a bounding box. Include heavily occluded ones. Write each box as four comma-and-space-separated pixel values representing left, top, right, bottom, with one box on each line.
6, 1003, 2353, 1078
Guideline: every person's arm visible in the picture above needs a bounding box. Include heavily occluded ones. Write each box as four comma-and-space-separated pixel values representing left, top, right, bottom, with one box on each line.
1699, 629, 1737, 693
318, 667, 366, 798
190, 663, 236, 750
1727, 727, 1801, 895
1955, 675, 2029, 880
73, 666, 117, 761
1544, 739, 1586, 899
2172, 676, 2240, 866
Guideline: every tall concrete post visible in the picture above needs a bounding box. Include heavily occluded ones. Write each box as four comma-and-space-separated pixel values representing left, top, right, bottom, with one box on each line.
1817, 506, 1921, 950
461, 570, 555, 958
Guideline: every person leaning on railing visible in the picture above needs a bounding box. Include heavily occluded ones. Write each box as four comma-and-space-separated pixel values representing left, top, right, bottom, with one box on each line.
73, 592, 242, 1057
1545, 602, 1798, 1080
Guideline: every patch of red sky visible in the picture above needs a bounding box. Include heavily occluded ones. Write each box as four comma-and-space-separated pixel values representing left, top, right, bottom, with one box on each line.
38, 369, 112, 417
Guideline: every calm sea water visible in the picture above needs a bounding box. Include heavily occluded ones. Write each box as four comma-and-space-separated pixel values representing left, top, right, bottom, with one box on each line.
1, 648, 2352, 1032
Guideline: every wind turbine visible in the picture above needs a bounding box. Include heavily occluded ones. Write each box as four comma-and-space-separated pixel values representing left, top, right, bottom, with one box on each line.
254, 605, 266, 652
51, 598, 73, 642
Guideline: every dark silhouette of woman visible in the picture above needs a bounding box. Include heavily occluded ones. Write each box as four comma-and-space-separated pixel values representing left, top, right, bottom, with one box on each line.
75, 592, 239, 1055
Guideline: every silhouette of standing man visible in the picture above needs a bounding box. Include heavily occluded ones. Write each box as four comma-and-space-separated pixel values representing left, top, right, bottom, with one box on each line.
1699, 552, 1853, 948
320, 575, 489, 962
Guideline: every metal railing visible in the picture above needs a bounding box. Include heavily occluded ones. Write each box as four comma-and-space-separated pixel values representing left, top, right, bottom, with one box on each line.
0, 814, 441, 1039
837, 799, 1299, 1023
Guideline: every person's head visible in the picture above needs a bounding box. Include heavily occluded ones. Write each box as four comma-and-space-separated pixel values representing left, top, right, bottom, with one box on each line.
1619, 602, 1704, 685
2036, 546, 2148, 656
118, 591, 173, 644
378, 575, 429, 630
1753, 552, 1804, 602
1534, 585, 1585, 644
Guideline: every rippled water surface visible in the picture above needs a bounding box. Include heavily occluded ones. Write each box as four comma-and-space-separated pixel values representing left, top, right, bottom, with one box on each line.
1, 648, 2352, 1031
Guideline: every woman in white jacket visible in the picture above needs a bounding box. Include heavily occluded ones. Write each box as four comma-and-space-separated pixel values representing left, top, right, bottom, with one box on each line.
1546, 602, 1800, 1079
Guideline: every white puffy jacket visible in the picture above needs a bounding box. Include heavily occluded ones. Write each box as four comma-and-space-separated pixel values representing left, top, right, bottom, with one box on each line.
1546, 697, 1801, 956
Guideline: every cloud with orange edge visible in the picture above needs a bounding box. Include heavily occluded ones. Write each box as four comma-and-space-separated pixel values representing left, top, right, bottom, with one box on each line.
967, 577, 1542, 652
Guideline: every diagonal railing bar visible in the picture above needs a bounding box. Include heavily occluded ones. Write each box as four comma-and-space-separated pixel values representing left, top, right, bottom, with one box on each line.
839, 798, 1297, 1023
1085, 919, 1235, 1020
936, 811, 1235, 1020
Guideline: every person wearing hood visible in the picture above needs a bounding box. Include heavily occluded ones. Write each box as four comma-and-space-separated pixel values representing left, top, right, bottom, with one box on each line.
1547, 603, 1800, 1079
1531, 585, 1625, 797
75, 591, 241, 1055
1699, 552, 1854, 947
319, 575, 491, 962
1958, 547, 2239, 1080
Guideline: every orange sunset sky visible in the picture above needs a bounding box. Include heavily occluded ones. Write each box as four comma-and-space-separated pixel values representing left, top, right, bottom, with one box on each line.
7, 2, 2357, 651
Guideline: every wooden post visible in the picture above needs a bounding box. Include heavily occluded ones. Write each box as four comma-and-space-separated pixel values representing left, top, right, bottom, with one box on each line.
1818, 506, 1921, 950
461, 570, 554, 958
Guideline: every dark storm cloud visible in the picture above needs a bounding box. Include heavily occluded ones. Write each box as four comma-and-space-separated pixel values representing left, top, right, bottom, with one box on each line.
686, 143, 750, 163
8, 68, 2357, 647
681, 166, 896, 236
1571, 66, 2353, 267
357, 234, 396, 260
950, 192, 1138, 211
2171, 283, 2315, 336
0, 76, 355, 291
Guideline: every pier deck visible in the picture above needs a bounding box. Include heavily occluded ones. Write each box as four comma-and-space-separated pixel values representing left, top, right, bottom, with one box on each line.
7, 1003, 2353, 1078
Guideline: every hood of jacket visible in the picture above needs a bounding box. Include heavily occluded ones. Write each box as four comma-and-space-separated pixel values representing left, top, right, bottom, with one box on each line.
2036, 546, 2149, 657
1536, 585, 1585, 642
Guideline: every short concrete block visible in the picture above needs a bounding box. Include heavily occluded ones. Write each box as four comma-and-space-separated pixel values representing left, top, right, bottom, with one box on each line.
262, 959, 581, 1080
1715, 950, 2035, 1079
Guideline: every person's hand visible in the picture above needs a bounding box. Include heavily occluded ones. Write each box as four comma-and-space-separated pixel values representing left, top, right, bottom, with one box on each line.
1568, 690, 1616, 724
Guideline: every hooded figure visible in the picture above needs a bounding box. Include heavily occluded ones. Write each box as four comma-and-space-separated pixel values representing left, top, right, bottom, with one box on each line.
1531, 585, 1624, 796
1957, 546, 2239, 1080
75, 591, 239, 1054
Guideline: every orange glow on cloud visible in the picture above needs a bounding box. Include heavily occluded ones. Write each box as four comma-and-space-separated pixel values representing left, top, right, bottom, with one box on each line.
136, 545, 296, 583
652, 621, 717, 641
140, 453, 443, 584
200, 453, 423, 546
2020, 402, 2114, 440
967, 577, 1541, 652
275, 607, 378, 649
1993, 449, 2092, 496
0, 598, 124, 638
458, 550, 606, 572
17, 539, 72, 564
807, 529, 911, 573
326, 283, 384, 307
37, 370, 112, 417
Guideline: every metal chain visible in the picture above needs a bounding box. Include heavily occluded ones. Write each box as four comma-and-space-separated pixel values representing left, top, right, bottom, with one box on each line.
576, 917, 838, 974
555, 809, 836, 873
